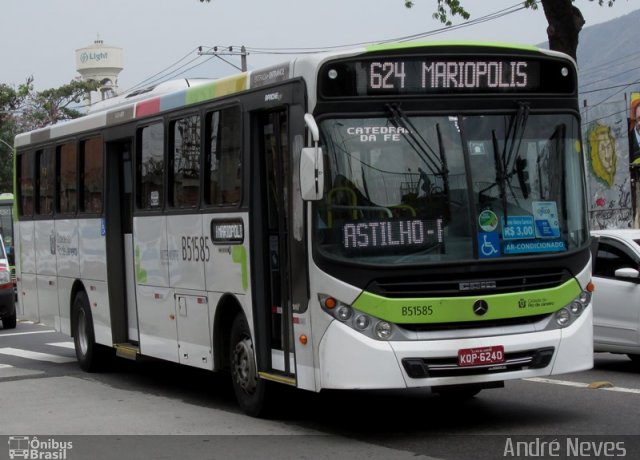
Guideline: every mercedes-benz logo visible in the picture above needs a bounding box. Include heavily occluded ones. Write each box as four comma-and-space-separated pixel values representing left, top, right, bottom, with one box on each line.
473, 299, 489, 316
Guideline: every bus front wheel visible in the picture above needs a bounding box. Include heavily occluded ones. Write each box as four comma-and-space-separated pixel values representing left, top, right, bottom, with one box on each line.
73, 291, 100, 372
229, 314, 270, 417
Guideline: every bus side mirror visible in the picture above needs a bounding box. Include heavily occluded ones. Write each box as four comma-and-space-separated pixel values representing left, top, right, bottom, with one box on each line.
300, 147, 324, 201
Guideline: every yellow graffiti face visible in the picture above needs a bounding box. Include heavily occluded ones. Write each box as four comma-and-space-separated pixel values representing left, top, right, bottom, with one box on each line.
588, 124, 617, 187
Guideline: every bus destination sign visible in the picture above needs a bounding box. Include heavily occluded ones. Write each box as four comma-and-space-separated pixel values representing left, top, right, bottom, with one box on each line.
369, 59, 537, 92
342, 218, 443, 254
320, 55, 574, 98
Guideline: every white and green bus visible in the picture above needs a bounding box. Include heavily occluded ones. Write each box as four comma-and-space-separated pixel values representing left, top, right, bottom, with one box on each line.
14, 42, 593, 416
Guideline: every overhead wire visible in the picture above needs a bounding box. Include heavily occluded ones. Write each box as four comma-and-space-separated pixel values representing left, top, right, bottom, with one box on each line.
135, 0, 532, 88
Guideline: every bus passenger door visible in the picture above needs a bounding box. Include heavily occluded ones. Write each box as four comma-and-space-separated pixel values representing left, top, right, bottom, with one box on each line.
253, 109, 295, 381
105, 139, 138, 345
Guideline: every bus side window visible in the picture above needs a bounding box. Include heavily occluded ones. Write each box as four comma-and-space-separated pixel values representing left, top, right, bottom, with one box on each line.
206, 106, 241, 206
137, 123, 164, 210
57, 142, 78, 214
80, 136, 103, 214
36, 149, 54, 216
171, 115, 201, 208
18, 151, 35, 217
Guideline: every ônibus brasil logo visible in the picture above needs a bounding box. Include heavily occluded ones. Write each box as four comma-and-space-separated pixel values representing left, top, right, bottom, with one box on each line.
8, 436, 73, 459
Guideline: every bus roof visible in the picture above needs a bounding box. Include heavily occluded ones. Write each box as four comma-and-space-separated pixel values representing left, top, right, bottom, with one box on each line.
14, 41, 566, 149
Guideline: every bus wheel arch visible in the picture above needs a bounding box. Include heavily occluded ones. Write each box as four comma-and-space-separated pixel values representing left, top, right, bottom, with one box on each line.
212, 294, 244, 372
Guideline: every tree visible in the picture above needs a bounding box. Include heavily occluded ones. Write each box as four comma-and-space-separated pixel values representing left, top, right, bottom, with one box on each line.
199, 0, 615, 60
0, 80, 30, 192
0, 78, 99, 192
403, 0, 616, 60
19, 79, 99, 132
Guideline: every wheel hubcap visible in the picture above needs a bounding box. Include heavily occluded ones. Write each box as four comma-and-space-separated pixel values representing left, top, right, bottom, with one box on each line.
232, 336, 257, 395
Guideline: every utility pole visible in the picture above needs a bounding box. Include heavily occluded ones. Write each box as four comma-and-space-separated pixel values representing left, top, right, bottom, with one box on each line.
198, 46, 248, 72
240, 46, 247, 73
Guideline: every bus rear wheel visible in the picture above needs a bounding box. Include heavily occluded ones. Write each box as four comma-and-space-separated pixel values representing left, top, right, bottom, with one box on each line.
229, 314, 270, 417
73, 291, 101, 372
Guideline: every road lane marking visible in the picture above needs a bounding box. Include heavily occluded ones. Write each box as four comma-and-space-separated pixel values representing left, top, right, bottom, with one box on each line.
0, 347, 76, 363
0, 330, 57, 337
525, 377, 640, 394
602, 386, 640, 395
46, 342, 75, 349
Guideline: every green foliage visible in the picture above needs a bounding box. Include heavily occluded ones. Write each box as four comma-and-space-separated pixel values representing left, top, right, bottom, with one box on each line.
19, 79, 99, 131
403, 0, 615, 26
0, 78, 99, 193
0, 80, 30, 193
404, 0, 470, 25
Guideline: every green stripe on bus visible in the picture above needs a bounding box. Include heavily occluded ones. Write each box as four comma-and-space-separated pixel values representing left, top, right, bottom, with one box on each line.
352, 279, 581, 324
231, 245, 248, 292
366, 41, 539, 53
186, 74, 248, 105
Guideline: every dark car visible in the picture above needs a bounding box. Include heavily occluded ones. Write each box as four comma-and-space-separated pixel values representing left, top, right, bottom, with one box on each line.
0, 234, 16, 329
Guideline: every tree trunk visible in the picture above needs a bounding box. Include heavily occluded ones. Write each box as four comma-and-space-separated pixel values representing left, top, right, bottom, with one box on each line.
540, 0, 585, 60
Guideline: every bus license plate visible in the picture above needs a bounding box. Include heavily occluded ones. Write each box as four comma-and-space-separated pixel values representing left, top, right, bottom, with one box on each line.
458, 345, 504, 367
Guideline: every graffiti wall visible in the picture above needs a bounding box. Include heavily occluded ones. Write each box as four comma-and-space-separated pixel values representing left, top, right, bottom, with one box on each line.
582, 99, 633, 229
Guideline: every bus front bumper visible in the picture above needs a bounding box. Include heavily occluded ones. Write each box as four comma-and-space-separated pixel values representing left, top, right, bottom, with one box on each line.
317, 307, 593, 390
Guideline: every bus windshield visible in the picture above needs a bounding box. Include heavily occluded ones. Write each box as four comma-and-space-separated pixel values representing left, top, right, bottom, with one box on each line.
314, 112, 588, 265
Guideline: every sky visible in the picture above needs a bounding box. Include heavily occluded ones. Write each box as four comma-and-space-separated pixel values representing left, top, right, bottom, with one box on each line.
2, 0, 639, 93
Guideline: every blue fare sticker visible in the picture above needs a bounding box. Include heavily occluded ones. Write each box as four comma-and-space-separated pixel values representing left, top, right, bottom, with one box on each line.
532, 201, 560, 238
478, 231, 501, 258
503, 239, 567, 254
501, 215, 535, 240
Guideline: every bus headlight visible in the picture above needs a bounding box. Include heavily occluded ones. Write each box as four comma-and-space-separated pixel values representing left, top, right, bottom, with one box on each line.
336, 305, 353, 321
555, 308, 571, 326
354, 314, 369, 330
374, 321, 392, 340
569, 300, 583, 315
552, 287, 591, 328
318, 294, 396, 341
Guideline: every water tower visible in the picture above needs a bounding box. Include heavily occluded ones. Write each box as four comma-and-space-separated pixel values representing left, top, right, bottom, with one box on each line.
75, 39, 123, 101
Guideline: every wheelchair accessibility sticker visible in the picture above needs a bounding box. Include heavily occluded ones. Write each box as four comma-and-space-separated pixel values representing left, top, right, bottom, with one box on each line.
478, 231, 501, 258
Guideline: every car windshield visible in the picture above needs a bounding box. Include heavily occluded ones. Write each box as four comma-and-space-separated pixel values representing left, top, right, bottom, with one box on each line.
313, 112, 588, 265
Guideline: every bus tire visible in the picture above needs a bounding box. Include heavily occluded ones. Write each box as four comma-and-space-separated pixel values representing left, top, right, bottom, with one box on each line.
73, 291, 101, 372
229, 313, 269, 417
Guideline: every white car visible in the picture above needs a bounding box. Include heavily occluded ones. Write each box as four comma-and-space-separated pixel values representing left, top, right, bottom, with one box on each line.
591, 229, 640, 362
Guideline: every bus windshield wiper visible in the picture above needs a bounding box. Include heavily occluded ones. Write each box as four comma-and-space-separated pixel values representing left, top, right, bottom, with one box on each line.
480, 103, 530, 221
387, 103, 448, 193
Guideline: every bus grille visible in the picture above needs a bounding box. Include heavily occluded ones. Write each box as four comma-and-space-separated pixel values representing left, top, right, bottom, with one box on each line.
402, 347, 555, 378
399, 314, 550, 332
367, 269, 571, 298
